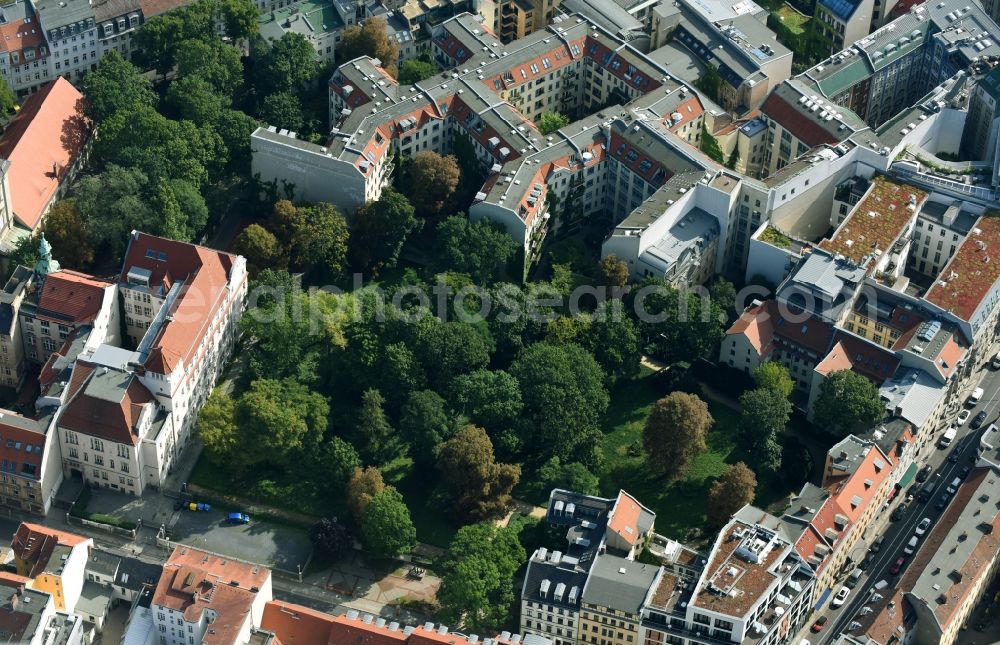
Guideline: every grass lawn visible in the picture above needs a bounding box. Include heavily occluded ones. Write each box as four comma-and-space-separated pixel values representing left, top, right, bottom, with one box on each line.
599, 371, 806, 542
774, 4, 810, 35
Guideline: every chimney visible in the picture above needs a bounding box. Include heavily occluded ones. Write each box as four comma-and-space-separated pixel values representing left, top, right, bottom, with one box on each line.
10, 593, 17, 610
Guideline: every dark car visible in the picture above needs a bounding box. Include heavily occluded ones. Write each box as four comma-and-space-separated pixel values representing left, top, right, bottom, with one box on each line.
890, 556, 907, 575
859, 553, 874, 571
225, 512, 251, 524
811, 616, 828, 633
916, 465, 933, 482
891, 503, 908, 521
949, 449, 961, 463
972, 410, 989, 429
960, 465, 971, 478
936, 494, 950, 511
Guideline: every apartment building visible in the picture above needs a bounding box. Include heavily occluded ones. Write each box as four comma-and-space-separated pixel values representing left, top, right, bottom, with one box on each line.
649, 0, 792, 113
118, 232, 248, 453
0, 571, 68, 645
258, 0, 343, 63
83, 547, 162, 604
812, 0, 874, 56
34, 0, 98, 84
642, 507, 815, 645
578, 556, 659, 645
800, 0, 1000, 129
0, 1, 51, 98
92, 0, 142, 60
520, 489, 657, 645
11, 523, 91, 613
0, 78, 91, 243
152, 547, 272, 645
961, 64, 1000, 162
0, 410, 60, 515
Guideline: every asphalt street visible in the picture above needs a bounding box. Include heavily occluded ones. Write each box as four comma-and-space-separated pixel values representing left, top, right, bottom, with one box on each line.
818, 362, 1000, 643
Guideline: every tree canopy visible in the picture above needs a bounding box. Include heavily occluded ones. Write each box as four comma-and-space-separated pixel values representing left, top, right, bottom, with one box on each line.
360, 488, 416, 556
814, 370, 884, 436
81, 51, 158, 123
309, 518, 353, 561
407, 152, 460, 217
753, 362, 794, 397
346, 466, 386, 524
707, 463, 757, 528
398, 56, 438, 84
643, 392, 712, 480
42, 200, 93, 270
437, 425, 521, 522
434, 216, 519, 283
538, 111, 569, 135
348, 188, 419, 275
737, 387, 788, 473
598, 255, 629, 288
338, 18, 400, 77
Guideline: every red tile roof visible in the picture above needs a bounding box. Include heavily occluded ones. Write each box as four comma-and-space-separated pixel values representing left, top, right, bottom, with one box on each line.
57, 363, 154, 446
817, 331, 899, 384
11, 522, 88, 578
725, 300, 776, 356
119, 233, 241, 375
0, 78, 90, 230
924, 215, 1000, 322
761, 91, 840, 148
0, 14, 47, 56
153, 547, 270, 645
35, 270, 111, 324
608, 490, 644, 546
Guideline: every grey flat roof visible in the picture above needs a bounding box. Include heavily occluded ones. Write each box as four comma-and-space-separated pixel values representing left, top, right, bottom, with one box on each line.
581, 554, 659, 613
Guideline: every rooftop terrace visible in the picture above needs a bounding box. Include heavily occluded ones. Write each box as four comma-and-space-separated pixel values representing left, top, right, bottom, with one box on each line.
924, 213, 1000, 321
818, 175, 926, 268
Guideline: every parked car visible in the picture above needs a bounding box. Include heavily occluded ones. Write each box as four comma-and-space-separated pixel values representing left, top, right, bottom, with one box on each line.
915, 517, 931, 536
891, 504, 908, 522
846, 568, 863, 589
960, 465, 971, 478
950, 448, 962, 463
968, 387, 985, 406
810, 616, 828, 633
859, 552, 874, 571
972, 410, 989, 429
991, 351, 1000, 369
225, 512, 251, 524
872, 535, 885, 552
916, 465, 932, 482
936, 494, 950, 511
903, 536, 920, 555
957, 409, 971, 425
832, 586, 850, 608
889, 557, 907, 575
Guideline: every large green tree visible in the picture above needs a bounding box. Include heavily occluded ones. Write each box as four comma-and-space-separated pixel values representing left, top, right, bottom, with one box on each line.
354, 388, 400, 464
537, 110, 569, 135
348, 188, 419, 275
581, 302, 641, 385
81, 51, 157, 123
42, 200, 93, 270
258, 91, 304, 131
175, 39, 244, 95
631, 278, 725, 364
198, 390, 247, 473
416, 322, 494, 390
753, 362, 794, 397
814, 370, 884, 436
407, 152, 460, 217
255, 32, 317, 95
737, 387, 788, 473
433, 216, 519, 283
707, 462, 757, 528
360, 488, 416, 556
447, 369, 523, 455
346, 466, 385, 524
399, 390, 454, 466
436, 523, 525, 630
235, 223, 285, 275
643, 392, 712, 480
0, 76, 15, 120
437, 425, 521, 522
234, 378, 329, 468
509, 342, 608, 468
398, 57, 438, 84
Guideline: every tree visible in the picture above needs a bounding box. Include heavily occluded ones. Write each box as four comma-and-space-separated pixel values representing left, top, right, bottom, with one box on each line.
339, 18, 400, 77
707, 463, 757, 528
197, 390, 249, 473
167, 179, 209, 239
355, 389, 399, 464
346, 466, 385, 524
75, 166, 158, 258
737, 388, 789, 473
582, 303, 641, 385
316, 436, 360, 492
407, 152, 459, 217
236, 224, 285, 275
533, 456, 599, 497
598, 254, 629, 288
631, 278, 725, 364
433, 216, 518, 283
416, 322, 494, 390
538, 110, 569, 135
509, 342, 609, 467
709, 277, 737, 321
81, 51, 157, 123
291, 202, 350, 279
400, 390, 454, 466
398, 56, 438, 84
132, 12, 188, 77
437, 425, 521, 522
0, 76, 16, 119
259, 91, 304, 131
213, 109, 260, 170
309, 518, 353, 561
218, 0, 260, 42
642, 392, 712, 480
255, 32, 317, 95
436, 523, 525, 631
175, 39, 244, 96
42, 200, 93, 270
360, 488, 416, 557
725, 146, 740, 170
234, 378, 329, 468
753, 362, 794, 398
348, 188, 419, 274
693, 63, 721, 102
814, 370, 884, 436
6, 235, 37, 277
447, 369, 523, 455
700, 126, 724, 163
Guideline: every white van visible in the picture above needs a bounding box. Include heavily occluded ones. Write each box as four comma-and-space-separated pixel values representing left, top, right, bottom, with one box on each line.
904, 535, 920, 555
939, 426, 957, 448
946, 477, 962, 495
968, 387, 985, 406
